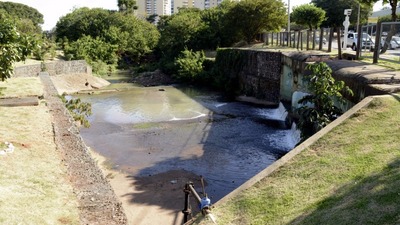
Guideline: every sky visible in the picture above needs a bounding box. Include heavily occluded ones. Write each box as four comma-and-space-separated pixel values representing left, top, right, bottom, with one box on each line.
2, 0, 388, 31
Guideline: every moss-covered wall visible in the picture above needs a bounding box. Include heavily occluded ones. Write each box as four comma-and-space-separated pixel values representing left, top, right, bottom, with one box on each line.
214, 49, 282, 104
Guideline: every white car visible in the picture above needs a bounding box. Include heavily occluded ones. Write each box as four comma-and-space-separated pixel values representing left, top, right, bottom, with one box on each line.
381, 37, 400, 49
345, 33, 374, 51
391, 36, 400, 47
315, 36, 327, 44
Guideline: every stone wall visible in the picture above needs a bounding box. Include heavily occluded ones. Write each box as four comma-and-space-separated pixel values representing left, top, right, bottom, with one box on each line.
13, 60, 91, 77
215, 49, 282, 105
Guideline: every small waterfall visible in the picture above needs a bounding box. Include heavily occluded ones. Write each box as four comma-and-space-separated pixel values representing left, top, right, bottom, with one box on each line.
257, 102, 288, 121
287, 122, 301, 149
272, 102, 289, 121
263, 122, 301, 152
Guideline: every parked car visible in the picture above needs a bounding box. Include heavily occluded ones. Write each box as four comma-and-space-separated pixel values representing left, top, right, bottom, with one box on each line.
315, 36, 327, 44
392, 36, 400, 46
345, 32, 374, 51
381, 37, 400, 49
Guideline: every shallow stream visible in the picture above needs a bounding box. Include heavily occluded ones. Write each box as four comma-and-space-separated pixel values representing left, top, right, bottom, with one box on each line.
78, 83, 299, 202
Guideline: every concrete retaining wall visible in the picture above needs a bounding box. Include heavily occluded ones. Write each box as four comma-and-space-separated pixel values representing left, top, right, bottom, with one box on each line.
217, 49, 398, 112
215, 49, 282, 105
13, 60, 91, 77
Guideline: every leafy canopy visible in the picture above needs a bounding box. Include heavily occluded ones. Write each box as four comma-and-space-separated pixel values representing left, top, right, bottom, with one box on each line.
55, 7, 160, 67
0, 16, 35, 81
118, 0, 138, 13
158, 8, 206, 58
311, 0, 373, 27
291, 4, 326, 30
224, 0, 287, 43
0, 2, 43, 29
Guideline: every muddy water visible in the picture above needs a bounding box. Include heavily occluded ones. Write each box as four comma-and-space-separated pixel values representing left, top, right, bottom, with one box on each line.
78, 85, 298, 213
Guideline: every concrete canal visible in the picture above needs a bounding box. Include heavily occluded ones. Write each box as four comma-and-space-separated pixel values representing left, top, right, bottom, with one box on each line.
77, 75, 300, 224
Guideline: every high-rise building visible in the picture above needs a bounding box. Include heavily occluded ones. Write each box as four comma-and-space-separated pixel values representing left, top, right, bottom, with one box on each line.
137, 0, 172, 18
137, 0, 227, 18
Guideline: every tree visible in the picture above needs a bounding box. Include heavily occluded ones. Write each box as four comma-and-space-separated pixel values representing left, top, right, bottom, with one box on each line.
0, 16, 34, 81
311, 0, 373, 28
55, 8, 111, 42
224, 0, 286, 43
296, 62, 353, 140
0, 2, 43, 31
64, 35, 118, 65
55, 8, 160, 66
118, 0, 138, 13
291, 4, 326, 30
157, 8, 206, 58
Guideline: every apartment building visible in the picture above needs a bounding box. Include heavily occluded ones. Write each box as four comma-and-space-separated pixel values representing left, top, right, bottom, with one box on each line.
137, 0, 172, 17
137, 0, 225, 17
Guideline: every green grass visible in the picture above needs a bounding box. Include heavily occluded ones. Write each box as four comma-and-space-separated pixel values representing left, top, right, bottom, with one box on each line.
0, 77, 44, 97
196, 96, 400, 225
361, 56, 400, 71
0, 78, 80, 224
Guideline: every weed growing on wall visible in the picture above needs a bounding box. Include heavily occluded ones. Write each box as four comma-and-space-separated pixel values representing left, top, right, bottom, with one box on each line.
60, 94, 92, 128
296, 62, 353, 140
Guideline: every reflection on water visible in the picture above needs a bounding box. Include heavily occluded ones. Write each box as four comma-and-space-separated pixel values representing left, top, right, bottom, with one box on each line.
80, 86, 209, 124
79, 85, 298, 201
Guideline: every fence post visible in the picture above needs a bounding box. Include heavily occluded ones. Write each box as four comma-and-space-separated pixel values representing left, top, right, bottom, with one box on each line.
290, 31, 293, 47
373, 22, 381, 64
328, 27, 334, 52
319, 28, 324, 50
297, 31, 301, 49
337, 27, 342, 59
286, 32, 290, 46
312, 29, 316, 50
356, 24, 362, 60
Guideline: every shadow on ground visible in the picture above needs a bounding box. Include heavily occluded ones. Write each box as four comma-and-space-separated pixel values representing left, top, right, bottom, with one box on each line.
291, 158, 400, 224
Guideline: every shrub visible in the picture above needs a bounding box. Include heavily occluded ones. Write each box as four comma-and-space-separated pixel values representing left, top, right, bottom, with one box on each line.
296, 62, 353, 140
60, 95, 92, 128
174, 48, 205, 81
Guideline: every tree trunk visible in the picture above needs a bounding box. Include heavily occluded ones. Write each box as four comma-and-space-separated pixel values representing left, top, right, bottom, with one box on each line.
380, 0, 398, 54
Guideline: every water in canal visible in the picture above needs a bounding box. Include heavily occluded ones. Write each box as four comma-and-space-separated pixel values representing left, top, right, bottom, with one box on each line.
78, 84, 299, 203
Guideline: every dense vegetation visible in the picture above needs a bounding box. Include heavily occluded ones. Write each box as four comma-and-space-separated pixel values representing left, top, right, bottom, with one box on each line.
0, 12, 36, 81
55, 7, 160, 74
0, 2, 43, 33
156, 0, 286, 84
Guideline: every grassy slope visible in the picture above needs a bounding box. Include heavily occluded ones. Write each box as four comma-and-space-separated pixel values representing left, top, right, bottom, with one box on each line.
0, 78, 80, 224
206, 96, 400, 225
